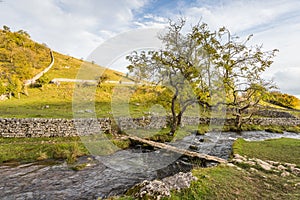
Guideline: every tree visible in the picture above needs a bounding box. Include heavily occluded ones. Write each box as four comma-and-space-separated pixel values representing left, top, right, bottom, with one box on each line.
210, 28, 278, 130
126, 19, 277, 134
35, 74, 50, 89
6, 76, 23, 99
127, 19, 222, 135
3, 25, 10, 32
0, 80, 6, 95
97, 74, 109, 87
17, 30, 30, 38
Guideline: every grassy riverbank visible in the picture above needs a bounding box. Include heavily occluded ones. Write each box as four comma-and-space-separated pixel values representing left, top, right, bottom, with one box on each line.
0, 125, 199, 165
171, 138, 300, 200
0, 137, 89, 164
168, 138, 300, 200
233, 138, 300, 165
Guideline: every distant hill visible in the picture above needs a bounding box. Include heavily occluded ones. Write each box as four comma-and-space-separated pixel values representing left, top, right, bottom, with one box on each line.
0, 25, 131, 98
263, 91, 300, 109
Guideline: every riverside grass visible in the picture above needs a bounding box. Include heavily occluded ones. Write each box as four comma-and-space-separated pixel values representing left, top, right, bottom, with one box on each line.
0, 135, 132, 164
168, 138, 300, 200
232, 138, 300, 166
0, 137, 88, 164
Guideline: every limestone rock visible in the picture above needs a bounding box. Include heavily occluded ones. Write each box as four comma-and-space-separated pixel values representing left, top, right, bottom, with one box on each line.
291, 167, 300, 176
249, 168, 258, 173
129, 172, 198, 200
162, 172, 198, 191
134, 180, 170, 200
277, 165, 286, 171
281, 171, 290, 177
233, 154, 246, 161
255, 159, 273, 171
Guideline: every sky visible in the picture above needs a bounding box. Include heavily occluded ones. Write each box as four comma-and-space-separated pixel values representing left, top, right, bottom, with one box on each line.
0, 0, 300, 97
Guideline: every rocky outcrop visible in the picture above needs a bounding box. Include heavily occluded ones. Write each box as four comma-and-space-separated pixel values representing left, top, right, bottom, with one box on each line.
231, 154, 300, 176
128, 172, 198, 200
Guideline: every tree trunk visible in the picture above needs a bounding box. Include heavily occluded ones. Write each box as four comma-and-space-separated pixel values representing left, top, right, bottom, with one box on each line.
170, 106, 177, 135
170, 121, 177, 136
177, 112, 183, 127
170, 88, 179, 136
235, 111, 243, 132
23, 86, 29, 96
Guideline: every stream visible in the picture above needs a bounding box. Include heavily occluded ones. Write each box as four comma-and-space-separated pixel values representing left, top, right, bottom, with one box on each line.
0, 131, 299, 199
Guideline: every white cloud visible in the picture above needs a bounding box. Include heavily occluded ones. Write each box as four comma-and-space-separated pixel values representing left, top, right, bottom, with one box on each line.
273, 68, 300, 96
0, 0, 299, 95
178, 0, 300, 96
184, 0, 300, 33
0, 0, 149, 58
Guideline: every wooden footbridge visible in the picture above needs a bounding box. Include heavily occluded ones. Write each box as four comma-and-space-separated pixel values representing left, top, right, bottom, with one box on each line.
123, 135, 227, 164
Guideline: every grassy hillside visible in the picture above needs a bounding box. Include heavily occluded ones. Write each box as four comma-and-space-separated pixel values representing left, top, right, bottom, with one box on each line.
0, 28, 51, 81
0, 83, 160, 118
0, 26, 299, 120
263, 91, 300, 110
0, 26, 131, 89
46, 51, 130, 81
0, 26, 136, 116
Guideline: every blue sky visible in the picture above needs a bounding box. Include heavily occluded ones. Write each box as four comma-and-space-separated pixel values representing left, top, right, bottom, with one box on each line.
0, 0, 300, 96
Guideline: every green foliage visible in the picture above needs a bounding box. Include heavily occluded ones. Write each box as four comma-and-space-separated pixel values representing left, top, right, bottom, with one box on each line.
3, 25, 11, 32
46, 51, 131, 82
127, 19, 220, 134
126, 19, 277, 134
97, 74, 109, 87
6, 75, 23, 98
71, 163, 88, 171
36, 74, 50, 85
0, 80, 6, 95
34, 74, 50, 88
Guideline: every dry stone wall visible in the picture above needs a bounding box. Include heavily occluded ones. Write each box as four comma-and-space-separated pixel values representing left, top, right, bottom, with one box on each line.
0, 116, 300, 137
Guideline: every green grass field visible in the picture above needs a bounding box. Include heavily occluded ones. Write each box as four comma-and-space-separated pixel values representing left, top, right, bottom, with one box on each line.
0, 83, 156, 118
47, 52, 133, 81
233, 138, 300, 165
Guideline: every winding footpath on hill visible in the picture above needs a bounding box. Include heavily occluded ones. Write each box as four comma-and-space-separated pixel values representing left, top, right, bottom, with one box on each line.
24, 50, 54, 86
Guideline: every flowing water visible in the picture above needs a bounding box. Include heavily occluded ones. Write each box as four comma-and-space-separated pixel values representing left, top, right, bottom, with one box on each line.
0, 131, 299, 199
